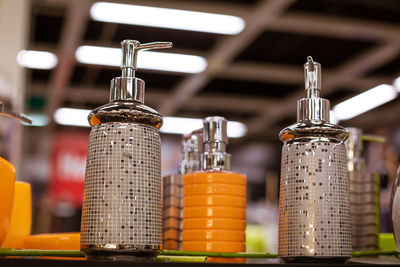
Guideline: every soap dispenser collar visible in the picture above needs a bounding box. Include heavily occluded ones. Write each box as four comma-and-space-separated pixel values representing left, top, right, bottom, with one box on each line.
110, 40, 172, 103
297, 56, 330, 123
201, 116, 231, 171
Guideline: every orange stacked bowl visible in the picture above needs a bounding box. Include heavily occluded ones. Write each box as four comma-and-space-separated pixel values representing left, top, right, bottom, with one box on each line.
181, 117, 247, 263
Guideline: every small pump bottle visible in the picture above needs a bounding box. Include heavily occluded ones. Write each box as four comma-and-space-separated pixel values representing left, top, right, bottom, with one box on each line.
182, 117, 247, 263
80, 40, 172, 260
162, 129, 203, 250
278, 57, 351, 263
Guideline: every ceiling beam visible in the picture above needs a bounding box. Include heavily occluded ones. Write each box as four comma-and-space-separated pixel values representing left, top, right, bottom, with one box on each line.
157, 0, 295, 116
268, 12, 400, 42
44, 0, 91, 120
246, 42, 400, 137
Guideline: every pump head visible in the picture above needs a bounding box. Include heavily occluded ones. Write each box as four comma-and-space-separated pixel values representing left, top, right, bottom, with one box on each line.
297, 56, 330, 123
110, 40, 172, 103
201, 116, 231, 171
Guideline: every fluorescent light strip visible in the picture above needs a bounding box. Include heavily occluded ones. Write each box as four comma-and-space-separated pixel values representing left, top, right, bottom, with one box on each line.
54, 108, 90, 127
161, 117, 247, 138
17, 50, 58, 69
333, 84, 397, 121
90, 2, 245, 35
22, 114, 49, 127
53, 107, 247, 138
75, 45, 207, 74
394, 76, 400, 92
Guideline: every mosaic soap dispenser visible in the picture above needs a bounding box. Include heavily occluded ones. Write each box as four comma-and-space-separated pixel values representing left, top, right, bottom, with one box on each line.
278, 57, 351, 263
80, 40, 172, 260
182, 117, 247, 263
162, 129, 203, 250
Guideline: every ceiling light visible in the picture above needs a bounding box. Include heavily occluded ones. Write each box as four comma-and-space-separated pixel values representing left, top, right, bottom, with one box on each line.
75, 45, 207, 74
333, 84, 397, 121
90, 2, 245, 35
394, 76, 400, 92
22, 114, 49, 127
161, 116, 247, 138
53, 107, 247, 138
54, 108, 90, 127
17, 50, 58, 70
329, 110, 339, 124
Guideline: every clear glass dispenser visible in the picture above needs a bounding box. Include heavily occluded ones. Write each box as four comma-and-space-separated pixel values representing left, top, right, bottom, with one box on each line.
162, 129, 203, 250
80, 40, 172, 260
278, 57, 351, 263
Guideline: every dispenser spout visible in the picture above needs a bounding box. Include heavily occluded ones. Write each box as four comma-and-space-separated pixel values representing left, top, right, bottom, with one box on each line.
121, 40, 173, 78
110, 40, 173, 102
304, 56, 321, 98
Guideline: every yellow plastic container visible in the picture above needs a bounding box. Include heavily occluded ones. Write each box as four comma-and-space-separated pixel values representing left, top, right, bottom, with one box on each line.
2, 181, 31, 248
0, 158, 16, 246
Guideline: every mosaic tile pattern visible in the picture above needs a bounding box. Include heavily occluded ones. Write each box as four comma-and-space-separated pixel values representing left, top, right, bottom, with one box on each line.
81, 122, 161, 247
279, 141, 351, 258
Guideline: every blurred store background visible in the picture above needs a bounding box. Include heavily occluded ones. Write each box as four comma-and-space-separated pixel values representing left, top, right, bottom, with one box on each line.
0, 0, 399, 253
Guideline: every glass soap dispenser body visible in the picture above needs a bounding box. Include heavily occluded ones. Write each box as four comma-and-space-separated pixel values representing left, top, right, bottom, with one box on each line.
182, 117, 247, 263
80, 40, 172, 260
162, 129, 203, 250
278, 57, 351, 263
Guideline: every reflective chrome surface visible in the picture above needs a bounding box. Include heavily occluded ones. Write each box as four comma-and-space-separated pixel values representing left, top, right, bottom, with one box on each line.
110, 40, 172, 102
297, 56, 329, 123
278, 57, 351, 262
201, 116, 231, 171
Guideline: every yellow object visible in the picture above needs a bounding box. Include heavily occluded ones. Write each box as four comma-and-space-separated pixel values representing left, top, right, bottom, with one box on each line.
24, 233, 80, 250
182, 171, 247, 263
0, 158, 16, 246
379, 233, 397, 251
183, 218, 246, 230
2, 181, 31, 248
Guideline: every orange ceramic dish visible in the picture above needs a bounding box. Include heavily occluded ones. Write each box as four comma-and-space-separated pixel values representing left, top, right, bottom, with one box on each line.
184, 172, 246, 186
182, 229, 245, 242
183, 207, 245, 219
183, 195, 246, 208
0, 158, 16, 246
24, 232, 80, 250
2, 181, 31, 249
184, 184, 246, 197
181, 241, 245, 252
182, 218, 246, 230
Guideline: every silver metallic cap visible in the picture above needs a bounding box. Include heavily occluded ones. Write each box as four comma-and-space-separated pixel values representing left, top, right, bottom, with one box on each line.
297, 56, 330, 123
110, 40, 172, 103
201, 116, 231, 171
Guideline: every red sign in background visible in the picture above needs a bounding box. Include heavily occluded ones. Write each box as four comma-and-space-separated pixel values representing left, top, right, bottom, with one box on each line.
49, 132, 89, 207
